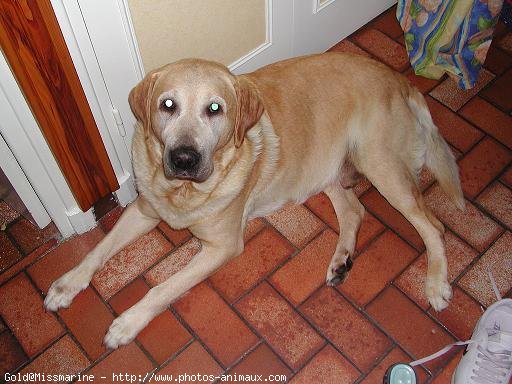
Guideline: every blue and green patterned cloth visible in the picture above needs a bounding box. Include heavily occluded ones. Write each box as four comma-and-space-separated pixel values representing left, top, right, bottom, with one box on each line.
397, 0, 504, 89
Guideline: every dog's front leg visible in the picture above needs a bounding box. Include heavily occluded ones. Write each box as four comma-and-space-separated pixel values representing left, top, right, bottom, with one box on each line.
103, 239, 240, 349
44, 197, 160, 311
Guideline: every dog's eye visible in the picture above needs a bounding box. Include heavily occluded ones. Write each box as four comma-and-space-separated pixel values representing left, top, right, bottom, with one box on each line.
162, 98, 175, 111
208, 102, 221, 114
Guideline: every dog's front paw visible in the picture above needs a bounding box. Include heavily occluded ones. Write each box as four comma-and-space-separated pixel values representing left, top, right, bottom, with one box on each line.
44, 268, 91, 311
104, 310, 149, 349
426, 277, 452, 311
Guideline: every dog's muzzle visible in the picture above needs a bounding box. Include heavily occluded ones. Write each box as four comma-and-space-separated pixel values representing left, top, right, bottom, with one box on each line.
170, 146, 200, 170
165, 146, 203, 180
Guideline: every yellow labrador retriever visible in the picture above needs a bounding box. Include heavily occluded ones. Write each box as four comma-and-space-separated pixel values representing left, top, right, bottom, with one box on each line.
44, 52, 464, 349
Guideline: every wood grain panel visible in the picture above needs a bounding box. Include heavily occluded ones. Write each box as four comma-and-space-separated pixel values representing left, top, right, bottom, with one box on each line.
0, 0, 119, 211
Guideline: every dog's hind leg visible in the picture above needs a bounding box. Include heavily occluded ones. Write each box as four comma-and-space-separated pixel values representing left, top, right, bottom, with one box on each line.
324, 183, 365, 286
361, 158, 451, 311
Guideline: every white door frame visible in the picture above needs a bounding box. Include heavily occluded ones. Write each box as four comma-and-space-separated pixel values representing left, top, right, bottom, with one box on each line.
0, 134, 51, 229
0, 51, 96, 238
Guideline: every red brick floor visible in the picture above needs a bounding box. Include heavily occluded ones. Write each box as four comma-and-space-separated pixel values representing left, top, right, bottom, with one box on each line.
1, 7, 511, 384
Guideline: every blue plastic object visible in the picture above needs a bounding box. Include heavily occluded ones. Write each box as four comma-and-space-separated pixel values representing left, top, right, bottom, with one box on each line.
383, 363, 417, 384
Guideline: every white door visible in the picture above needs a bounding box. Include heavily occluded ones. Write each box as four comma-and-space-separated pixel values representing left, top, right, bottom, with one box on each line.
293, 0, 397, 56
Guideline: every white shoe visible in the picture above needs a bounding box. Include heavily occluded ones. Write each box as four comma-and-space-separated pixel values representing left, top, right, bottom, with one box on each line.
451, 298, 512, 384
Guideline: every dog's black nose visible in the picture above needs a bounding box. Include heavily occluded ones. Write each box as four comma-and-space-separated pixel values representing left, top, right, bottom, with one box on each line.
170, 147, 201, 171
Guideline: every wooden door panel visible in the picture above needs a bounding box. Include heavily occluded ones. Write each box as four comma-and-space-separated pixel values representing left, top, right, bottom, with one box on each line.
0, 0, 119, 211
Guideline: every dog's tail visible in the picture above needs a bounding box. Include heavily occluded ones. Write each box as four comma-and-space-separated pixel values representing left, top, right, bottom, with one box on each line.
408, 89, 465, 210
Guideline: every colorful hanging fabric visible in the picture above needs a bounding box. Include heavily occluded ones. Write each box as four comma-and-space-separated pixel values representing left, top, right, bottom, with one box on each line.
397, 0, 504, 89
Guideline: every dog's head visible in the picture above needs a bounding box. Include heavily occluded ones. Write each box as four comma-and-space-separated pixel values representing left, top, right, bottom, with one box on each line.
129, 59, 264, 182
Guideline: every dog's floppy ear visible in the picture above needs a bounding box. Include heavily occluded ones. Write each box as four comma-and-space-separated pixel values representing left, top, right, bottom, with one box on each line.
128, 70, 160, 136
234, 76, 264, 148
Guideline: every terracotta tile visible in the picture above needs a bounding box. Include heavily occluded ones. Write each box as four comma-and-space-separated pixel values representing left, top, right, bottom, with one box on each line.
138, 311, 192, 365
145, 238, 201, 287
300, 287, 391, 371
367, 286, 455, 371
210, 227, 294, 303
108, 277, 150, 314
0, 200, 19, 226
156, 341, 223, 384
3, 191, 27, 218
228, 343, 292, 380
304, 193, 338, 230
395, 230, 478, 309
0, 331, 28, 375
244, 218, 266, 242
92, 229, 173, 299
502, 166, 512, 187
174, 282, 257, 367
0, 231, 22, 272
266, 203, 324, 248
360, 189, 424, 251
459, 231, 512, 306
396, 34, 406, 47
360, 347, 429, 384
269, 230, 337, 305
8, 219, 58, 254
424, 184, 503, 252
354, 178, 373, 196
460, 97, 512, 149
158, 221, 192, 247
112, 279, 191, 365
58, 287, 114, 360
328, 40, 371, 57
370, 6, 403, 39
109, 272, 192, 364
430, 350, 463, 384
497, 32, 512, 54
429, 69, 494, 111
477, 182, 512, 228
480, 68, 512, 112
289, 345, 360, 384
93, 195, 118, 221
484, 44, 512, 75
340, 230, 417, 306
28, 227, 104, 293
0, 239, 57, 285
0, 273, 63, 356
405, 69, 441, 94
235, 282, 324, 371
99, 205, 124, 233
418, 167, 436, 191
86, 342, 154, 381
304, 194, 385, 250
111, 277, 191, 365
357, 213, 387, 251
495, 21, 510, 39
110, 276, 191, 365
20, 336, 89, 382
352, 29, 410, 72
458, 137, 511, 199
429, 286, 482, 340
425, 96, 484, 153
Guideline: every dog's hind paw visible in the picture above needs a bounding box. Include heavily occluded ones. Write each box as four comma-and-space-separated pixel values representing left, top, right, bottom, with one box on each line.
426, 278, 452, 312
326, 255, 353, 286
